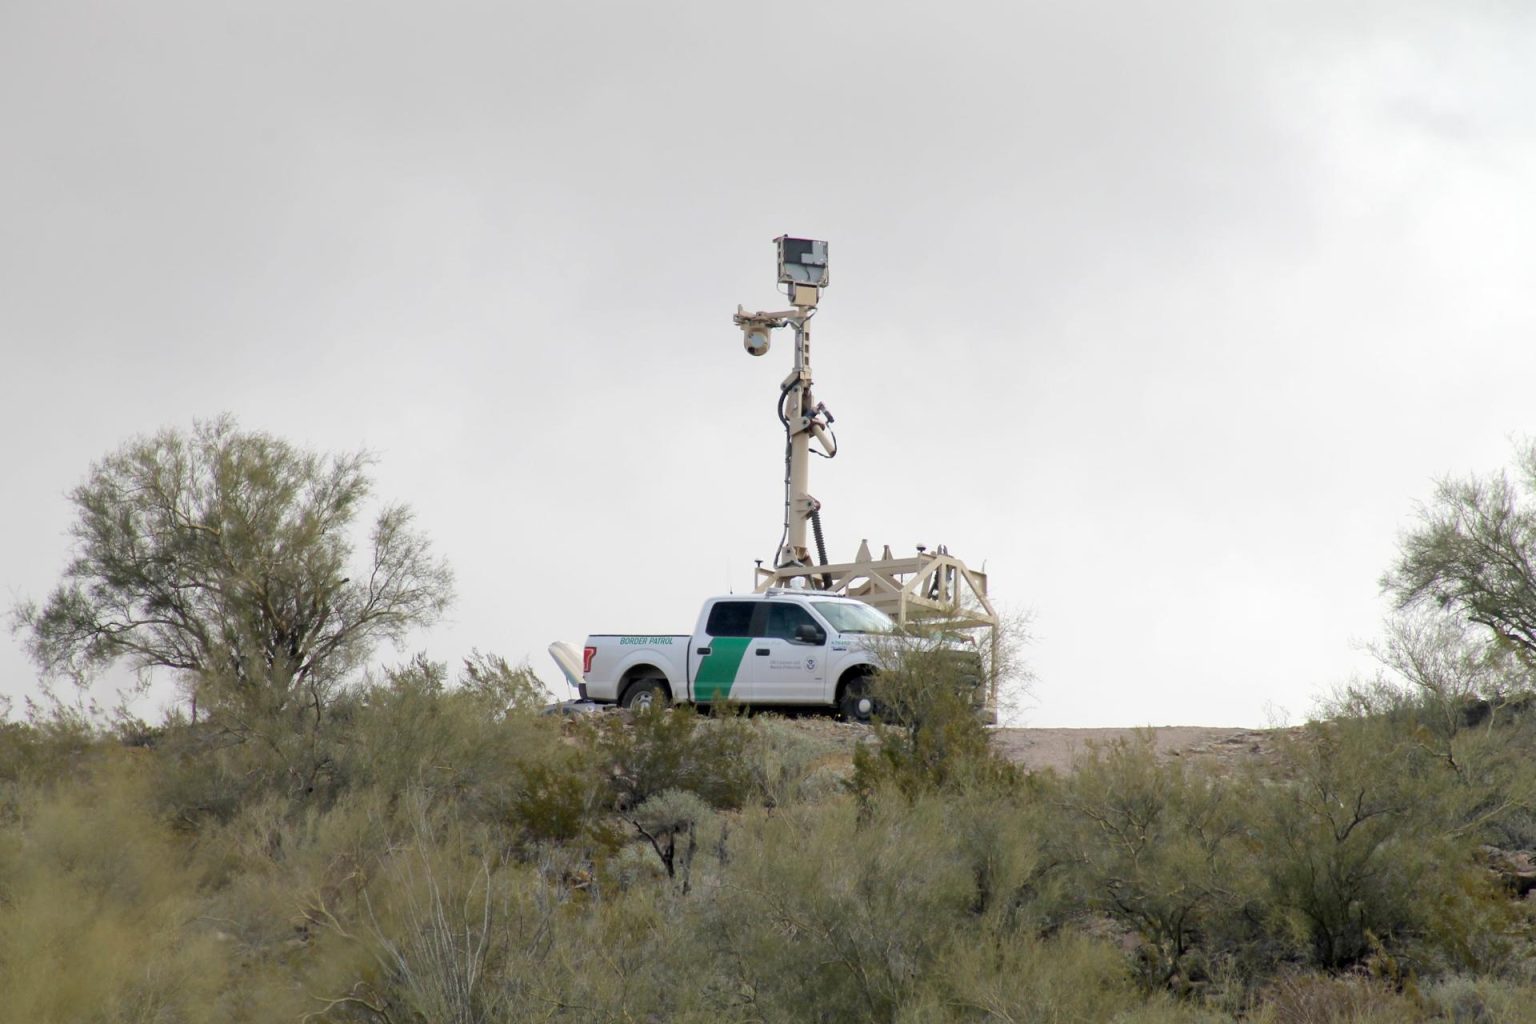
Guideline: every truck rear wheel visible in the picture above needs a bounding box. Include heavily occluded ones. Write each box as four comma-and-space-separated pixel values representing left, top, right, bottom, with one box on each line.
621, 678, 670, 711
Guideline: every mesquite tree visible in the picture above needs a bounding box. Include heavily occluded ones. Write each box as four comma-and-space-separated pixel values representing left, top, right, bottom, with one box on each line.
1385, 440, 1536, 673
16, 417, 453, 725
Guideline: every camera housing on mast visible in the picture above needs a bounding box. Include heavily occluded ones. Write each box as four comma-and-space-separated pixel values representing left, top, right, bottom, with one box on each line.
734, 305, 786, 358
775, 236, 828, 307
742, 322, 772, 357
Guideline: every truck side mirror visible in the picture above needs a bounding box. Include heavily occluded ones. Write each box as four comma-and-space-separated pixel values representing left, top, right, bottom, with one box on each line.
794, 623, 825, 644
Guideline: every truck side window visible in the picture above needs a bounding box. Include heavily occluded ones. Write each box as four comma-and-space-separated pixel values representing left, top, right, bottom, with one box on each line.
705, 601, 755, 638
764, 604, 824, 644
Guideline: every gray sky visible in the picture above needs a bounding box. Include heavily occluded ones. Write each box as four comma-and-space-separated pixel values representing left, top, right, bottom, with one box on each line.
4, 1, 1535, 726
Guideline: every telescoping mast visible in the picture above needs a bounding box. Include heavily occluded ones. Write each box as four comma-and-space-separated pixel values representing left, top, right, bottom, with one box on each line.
733, 236, 1002, 718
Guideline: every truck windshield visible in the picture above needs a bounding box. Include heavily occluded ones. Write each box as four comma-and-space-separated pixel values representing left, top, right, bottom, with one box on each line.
811, 601, 895, 634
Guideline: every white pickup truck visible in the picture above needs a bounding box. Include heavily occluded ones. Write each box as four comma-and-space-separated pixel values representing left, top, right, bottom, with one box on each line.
578, 591, 900, 721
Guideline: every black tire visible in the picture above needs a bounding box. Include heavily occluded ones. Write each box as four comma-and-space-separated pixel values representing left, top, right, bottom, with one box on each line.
621, 678, 669, 711
838, 673, 875, 724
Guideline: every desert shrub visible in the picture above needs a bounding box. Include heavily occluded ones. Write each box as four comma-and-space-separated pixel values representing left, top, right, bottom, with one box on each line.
339, 655, 458, 797
623, 787, 712, 890
338, 656, 540, 801
143, 670, 377, 828
199, 796, 550, 1022
1034, 704, 1533, 1002
506, 753, 619, 852
0, 707, 107, 818
146, 651, 561, 832
1342, 610, 1536, 852
286, 829, 540, 1023
0, 754, 228, 1022
524, 880, 732, 1023
594, 703, 756, 811
457, 649, 550, 717
1249, 972, 1428, 1024
743, 713, 852, 808
920, 929, 1231, 1024
331, 656, 600, 849
933, 783, 1061, 935
18, 629, 1536, 1022
1253, 716, 1511, 975
148, 718, 271, 827
853, 641, 1017, 803
1420, 973, 1536, 1023
1052, 735, 1266, 994
1105, 1003, 1235, 1024
181, 789, 406, 1020
706, 795, 976, 1023
331, 831, 718, 1022
360, 848, 510, 1024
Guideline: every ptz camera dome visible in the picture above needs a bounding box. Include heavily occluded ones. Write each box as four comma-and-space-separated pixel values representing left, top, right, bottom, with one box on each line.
743, 327, 771, 357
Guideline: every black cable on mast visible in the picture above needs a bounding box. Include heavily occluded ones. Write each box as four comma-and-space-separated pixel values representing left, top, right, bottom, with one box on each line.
810, 506, 833, 590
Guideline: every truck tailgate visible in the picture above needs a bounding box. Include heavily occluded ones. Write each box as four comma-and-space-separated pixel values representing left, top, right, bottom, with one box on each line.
582, 635, 691, 702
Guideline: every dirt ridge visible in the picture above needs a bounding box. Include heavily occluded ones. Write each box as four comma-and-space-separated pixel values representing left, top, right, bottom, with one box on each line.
989, 726, 1277, 774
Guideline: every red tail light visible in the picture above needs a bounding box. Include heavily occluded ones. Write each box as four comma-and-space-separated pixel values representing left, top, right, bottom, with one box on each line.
582, 646, 596, 675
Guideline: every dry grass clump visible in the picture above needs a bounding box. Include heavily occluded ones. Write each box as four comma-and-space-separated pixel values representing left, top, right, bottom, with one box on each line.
0, 752, 227, 1022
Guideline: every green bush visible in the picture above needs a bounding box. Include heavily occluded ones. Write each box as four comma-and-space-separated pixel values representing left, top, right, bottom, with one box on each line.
0, 755, 228, 1022
1249, 972, 1427, 1024
507, 754, 619, 851
144, 650, 563, 832
853, 640, 1017, 803
1420, 973, 1536, 1023
624, 787, 712, 889
457, 649, 550, 717
0, 708, 106, 818
705, 795, 975, 1022
1255, 716, 1511, 975
922, 930, 1227, 1024
1053, 734, 1265, 993
742, 713, 852, 808
594, 703, 756, 811
11, 632, 1536, 1021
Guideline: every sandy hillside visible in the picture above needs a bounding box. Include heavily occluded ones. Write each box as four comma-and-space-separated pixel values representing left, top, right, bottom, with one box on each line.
780, 716, 1283, 774
989, 726, 1278, 774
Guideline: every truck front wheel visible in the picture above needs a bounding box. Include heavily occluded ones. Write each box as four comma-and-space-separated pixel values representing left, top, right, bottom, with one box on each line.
838, 673, 875, 724
621, 678, 670, 711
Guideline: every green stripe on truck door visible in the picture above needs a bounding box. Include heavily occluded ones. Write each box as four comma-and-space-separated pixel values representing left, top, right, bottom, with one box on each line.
693, 637, 750, 701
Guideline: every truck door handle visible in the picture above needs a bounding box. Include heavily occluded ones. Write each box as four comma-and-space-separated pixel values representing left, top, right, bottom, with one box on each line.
756, 648, 769, 655
696, 647, 711, 655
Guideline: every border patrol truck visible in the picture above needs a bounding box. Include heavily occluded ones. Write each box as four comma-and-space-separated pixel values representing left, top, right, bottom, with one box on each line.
578, 591, 896, 722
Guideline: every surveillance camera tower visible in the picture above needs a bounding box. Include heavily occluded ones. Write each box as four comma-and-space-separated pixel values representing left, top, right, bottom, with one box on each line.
732, 236, 834, 573
733, 236, 1003, 718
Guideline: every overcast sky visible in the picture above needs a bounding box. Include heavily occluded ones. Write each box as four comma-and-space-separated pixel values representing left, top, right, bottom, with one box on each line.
4, 1, 1534, 727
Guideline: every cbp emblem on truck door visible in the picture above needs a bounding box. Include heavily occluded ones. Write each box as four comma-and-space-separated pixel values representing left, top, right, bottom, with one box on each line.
805, 657, 817, 672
